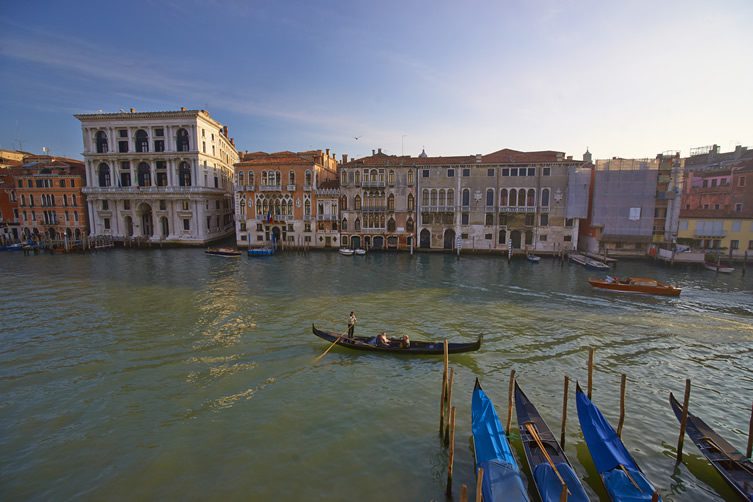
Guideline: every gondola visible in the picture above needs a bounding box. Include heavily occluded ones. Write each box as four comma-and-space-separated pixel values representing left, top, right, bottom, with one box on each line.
669, 393, 753, 500
311, 325, 481, 354
205, 247, 242, 257
576, 384, 661, 501
514, 382, 589, 502
472, 379, 530, 501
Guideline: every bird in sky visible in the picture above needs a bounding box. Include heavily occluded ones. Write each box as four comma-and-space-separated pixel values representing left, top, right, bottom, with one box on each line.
354, 136, 361, 140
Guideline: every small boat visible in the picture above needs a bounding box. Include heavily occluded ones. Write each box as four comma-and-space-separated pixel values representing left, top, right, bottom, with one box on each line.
1, 243, 23, 251
472, 379, 530, 502
584, 258, 610, 270
526, 254, 541, 263
355, 248, 366, 256
339, 248, 354, 256
311, 325, 481, 354
205, 247, 242, 257
588, 276, 681, 297
248, 247, 275, 257
669, 393, 753, 500
704, 259, 735, 273
515, 382, 589, 502
576, 384, 661, 501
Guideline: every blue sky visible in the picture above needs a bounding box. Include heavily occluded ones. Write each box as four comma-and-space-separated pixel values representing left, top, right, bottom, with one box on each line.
1, 0, 751, 161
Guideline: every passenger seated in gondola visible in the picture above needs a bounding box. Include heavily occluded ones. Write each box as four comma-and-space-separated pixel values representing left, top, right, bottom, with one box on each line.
376, 331, 391, 347
400, 335, 410, 349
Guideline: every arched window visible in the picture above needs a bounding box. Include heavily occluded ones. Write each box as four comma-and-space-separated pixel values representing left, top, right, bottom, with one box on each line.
95, 131, 108, 153
430, 190, 437, 206
179, 162, 192, 186
407, 170, 414, 185
354, 171, 361, 185
355, 218, 361, 231
438, 190, 445, 207
137, 162, 151, 187
274, 199, 281, 215
239, 199, 246, 215
462, 189, 470, 206
370, 169, 378, 182
447, 189, 454, 207
406, 217, 414, 232
289, 170, 295, 186
387, 217, 396, 232
527, 189, 536, 207
341, 170, 347, 185
238, 171, 244, 185
98, 163, 111, 187
341, 218, 348, 231
341, 195, 348, 211
304, 199, 311, 216
287, 199, 293, 215
541, 188, 550, 207
380, 214, 385, 227
355, 195, 361, 210
422, 189, 429, 206
387, 194, 395, 210
305, 170, 312, 187
177, 128, 190, 152
509, 189, 517, 206
248, 172, 254, 187
388, 170, 395, 185
261, 171, 268, 186
518, 189, 526, 206
408, 193, 415, 211
486, 188, 494, 206
499, 229, 507, 244
500, 189, 508, 206
135, 130, 149, 152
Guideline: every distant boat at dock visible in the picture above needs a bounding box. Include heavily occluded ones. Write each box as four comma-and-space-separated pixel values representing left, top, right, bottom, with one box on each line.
205, 247, 242, 257
570, 253, 610, 270
704, 253, 735, 273
588, 276, 681, 296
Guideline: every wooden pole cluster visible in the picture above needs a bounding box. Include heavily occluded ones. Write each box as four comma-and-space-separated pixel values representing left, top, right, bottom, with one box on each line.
439, 340, 449, 437
676, 378, 691, 461
460, 484, 468, 502
506, 369, 516, 434
617, 373, 627, 438
446, 406, 456, 496
587, 348, 595, 399
561, 375, 569, 448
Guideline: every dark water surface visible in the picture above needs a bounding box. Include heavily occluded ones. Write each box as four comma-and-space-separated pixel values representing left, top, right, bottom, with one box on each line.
1, 250, 752, 501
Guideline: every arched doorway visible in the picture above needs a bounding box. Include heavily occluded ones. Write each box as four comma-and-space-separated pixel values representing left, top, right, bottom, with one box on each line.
74, 228, 81, 240
351, 236, 361, 250
420, 228, 431, 248
48, 228, 57, 240
499, 229, 507, 245
510, 230, 521, 249
364, 236, 371, 249
271, 226, 281, 246
443, 229, 455, 250
124, 216, 134, 237
373, 236, 384, 250
525, 230, 533, 246
137, 203, 153, 237
160, 217, 169, 238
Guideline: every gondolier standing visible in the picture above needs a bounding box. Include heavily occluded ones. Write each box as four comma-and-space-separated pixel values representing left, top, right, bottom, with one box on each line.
347, 311, 357, 338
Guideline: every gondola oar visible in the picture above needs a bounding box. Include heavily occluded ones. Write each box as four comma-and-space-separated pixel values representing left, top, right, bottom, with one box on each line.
524, 422, 571, 499
314, 332, 345, 362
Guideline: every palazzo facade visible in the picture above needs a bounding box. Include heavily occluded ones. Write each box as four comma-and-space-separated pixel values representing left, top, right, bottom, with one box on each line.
76, 108, 238, 245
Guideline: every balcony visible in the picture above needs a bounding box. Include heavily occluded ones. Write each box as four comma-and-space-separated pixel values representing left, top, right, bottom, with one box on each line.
316, 214, 337, 221
695, 231, 725, 238
287, 184, 296, 191
361, 206, 387, 213
259, 184, 282, 192
499, 206, 536, 213
362, 180, 386, 188
420, 205, 455, 212
303, 184, 312, 192
83, 186, 226, 195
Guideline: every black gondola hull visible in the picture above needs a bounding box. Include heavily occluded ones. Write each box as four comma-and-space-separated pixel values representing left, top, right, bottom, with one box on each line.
312, 325, 481, 354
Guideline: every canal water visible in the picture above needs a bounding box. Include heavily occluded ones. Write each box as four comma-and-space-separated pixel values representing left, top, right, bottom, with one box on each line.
1, 249, 751, 501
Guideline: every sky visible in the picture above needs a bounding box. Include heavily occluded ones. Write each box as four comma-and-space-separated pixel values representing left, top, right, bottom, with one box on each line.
1, 0, 752, 161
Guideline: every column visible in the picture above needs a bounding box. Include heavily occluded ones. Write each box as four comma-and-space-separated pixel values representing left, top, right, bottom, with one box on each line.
88, 199, 96, 236
150, 161, 156, 187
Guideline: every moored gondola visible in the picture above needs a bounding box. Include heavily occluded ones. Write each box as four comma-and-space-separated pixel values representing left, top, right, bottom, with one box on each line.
576, 384, 661, 501
514, 382, 589, 502
311, 325, 481, 354
472, 379, 530, 501
669, 393, 753, 500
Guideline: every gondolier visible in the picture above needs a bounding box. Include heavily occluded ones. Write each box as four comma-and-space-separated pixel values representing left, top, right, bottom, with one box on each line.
347, 311, 357, 338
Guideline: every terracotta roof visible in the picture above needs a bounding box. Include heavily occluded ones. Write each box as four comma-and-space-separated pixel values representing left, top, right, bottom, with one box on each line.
318, 179, 340, 189
236, 150, 323, 167
344, 147, 573, 167
482, 148, 565, 163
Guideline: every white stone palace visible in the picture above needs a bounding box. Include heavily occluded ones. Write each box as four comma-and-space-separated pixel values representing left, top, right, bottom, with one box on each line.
75, 108, 239, 245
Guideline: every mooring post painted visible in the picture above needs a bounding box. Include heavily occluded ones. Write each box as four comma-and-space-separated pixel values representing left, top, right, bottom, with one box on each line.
587, 348, 594, 400
506, 369, 516, 435
444, 367, 454, 446
446, 406, 456, 496
561, 375, 570, 448
617, 373, 627, 438
677, 378, 691, 461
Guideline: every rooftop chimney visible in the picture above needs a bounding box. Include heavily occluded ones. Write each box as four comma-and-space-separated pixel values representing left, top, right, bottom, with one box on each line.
223, 126, 228, 137
378, 148, 382, 154
180, 107, 186, 111
342, 154, 348, 163
475, 154, 482, 163
326, 148, 330, 156
130, 108, 136, 113
567, 155, 573, 160
372, 149, 375, 155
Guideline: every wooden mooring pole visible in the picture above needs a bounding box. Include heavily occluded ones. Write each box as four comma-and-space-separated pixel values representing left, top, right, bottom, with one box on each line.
560, 375, 569, 448
460, 484, 468, 502
506, 369, 516, 434
747, 401, 753, 459
439, 349, 448, 437
444, 367, 454, 446
475, 467, 484, 502
587, 348, 595, 400
617, 373, 627, 438
446, 406, 456, 496
676, 378, 691, 462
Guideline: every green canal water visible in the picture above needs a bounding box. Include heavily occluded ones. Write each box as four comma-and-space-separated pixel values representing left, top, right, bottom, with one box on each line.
1, 250, 752, 501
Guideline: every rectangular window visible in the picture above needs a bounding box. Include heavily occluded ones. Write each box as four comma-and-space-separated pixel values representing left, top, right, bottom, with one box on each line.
59, 179, 66, 187
124, 200, 130, 210
499, 214, 507, 225
202, 142, 206, 153
540, 234, 548, 241
118, 141, 129, 153
27, 180, 32, 187
487, 169, 494, 176
257, 235, 264, 241
543, 167, 551, 176
461, 213, 469, 225
104, 218, 110, 230
160, 200, 166, 210
731, 240, 739, 250
565, 218, 573, 227
484, 233, 492, 240
748, 240, 753, 250
154, 140, 164, 152
304, 223, 311, 232
564, 235, 572, 242
102, 200, 109, 210
510, 168, 518, 176
447, 169, 454, 177
502, 168, 509, 176
528, 167, 536, 176
463, 168, 470, 177
155, 128, 164, 137
257, 223, 263, 231
629, 207, 641, 221
182, 200, 189, 210
304, 235, 311, 242
118, 129, 127, 138
739, 176, 746, 187
735, 203, 743, 212
485, 213, 493, 226
71, 179, 75, 188
525, 214, 534, 226
422, 169, 429, 177
183, 219, 190, 231
711, 179, 717, 187
74, 211, 78, 222
540, 213, 548, 226
461, 233, 468, 239
732, 220, 741, 232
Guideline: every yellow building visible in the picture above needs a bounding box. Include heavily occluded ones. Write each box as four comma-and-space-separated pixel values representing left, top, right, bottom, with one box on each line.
677, 217, 753, 257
